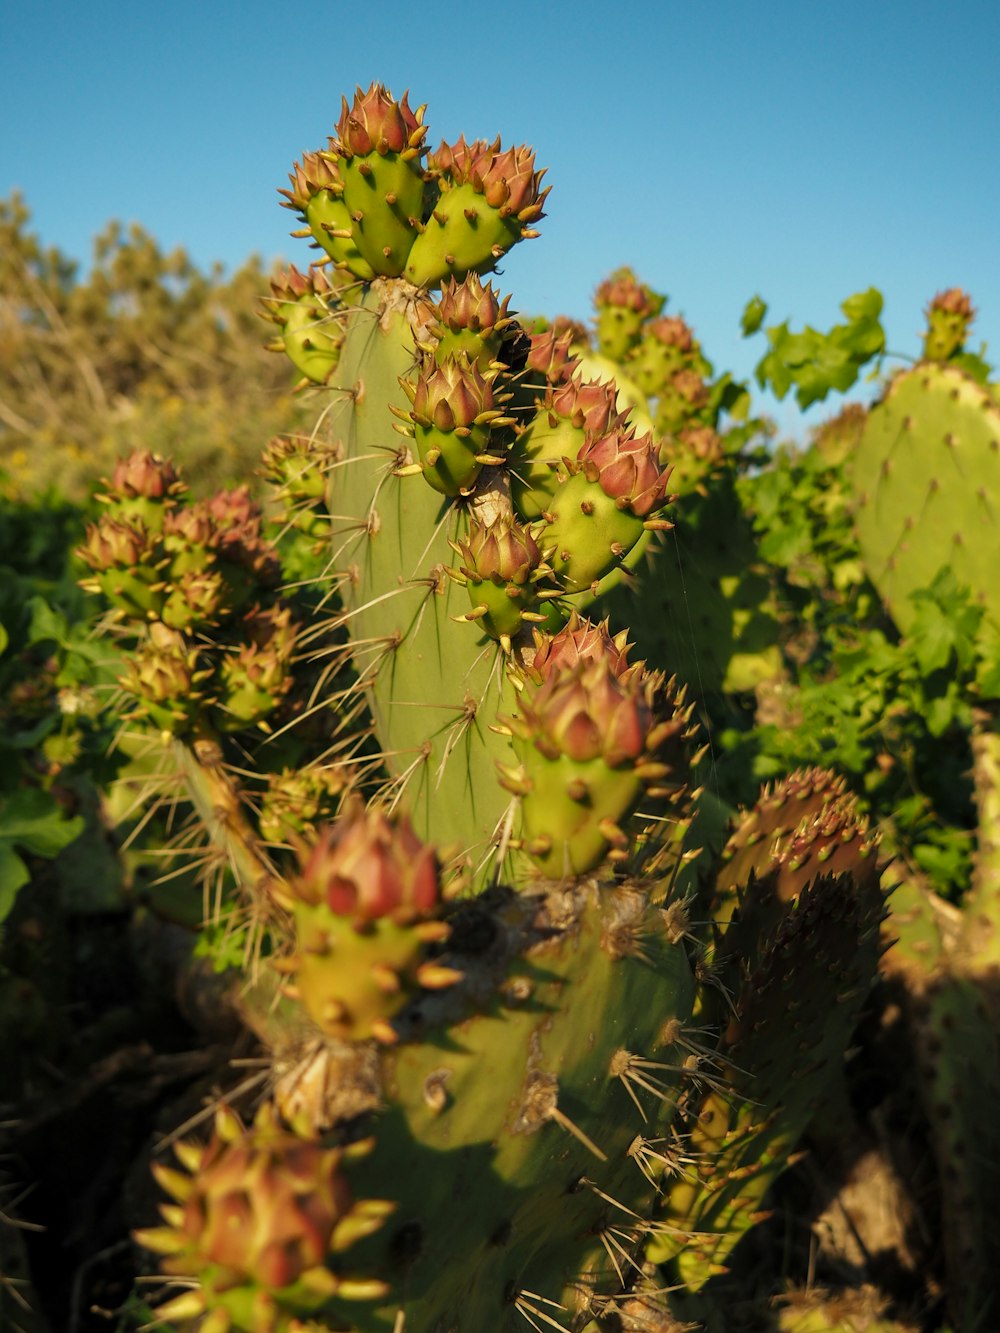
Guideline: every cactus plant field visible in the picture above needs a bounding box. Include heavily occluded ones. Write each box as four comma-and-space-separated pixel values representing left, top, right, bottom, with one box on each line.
2, 84, 999, 1333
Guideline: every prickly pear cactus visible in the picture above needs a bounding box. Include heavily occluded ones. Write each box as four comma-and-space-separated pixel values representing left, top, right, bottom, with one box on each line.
77, 84, 886, 1333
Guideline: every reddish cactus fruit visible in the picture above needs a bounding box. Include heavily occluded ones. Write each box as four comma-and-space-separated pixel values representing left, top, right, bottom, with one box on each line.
923, 286, 977, 361
78, 514, 168, 620
501, 626, 691, 875
294, 806, 439, 920
647, 314, 697, 354
400, 352, 512, 496
510, 365, 628, 520
120, 631, 212, 735
530, 613, 634, 678
276, 807, 459, 1044
201, 487, 282, 596
593, 267, 665, 359
431, 274, 514, 367
524, 327, 580, 385
405, 136, 548, 288
331, 84, 428, 277
449, 514, 560, 649
135, 1102, 394, 1330
98, 449, 186, 534
107, 449, 185, 503
161, 503, 220, 576
541, 426, 674, 592
336, 84, 426, 159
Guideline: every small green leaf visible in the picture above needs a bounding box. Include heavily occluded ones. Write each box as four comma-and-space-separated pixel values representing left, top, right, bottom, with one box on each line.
741, 296, 767, 337
925, 690, 958, 737
26, 595, 68, 648
0, 841, 30, 923
840, 287, 883, 322
0, 787, 85, 858
951, 350, 992, 384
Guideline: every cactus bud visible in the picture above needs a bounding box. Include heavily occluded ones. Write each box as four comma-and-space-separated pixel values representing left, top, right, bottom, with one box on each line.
99, 450, 185, 534
262, 264, 344, 384
524, 328, 579, 385
332, 83, 427, 277
541, 427, 673, 592
593, 268, 664, 360
120, 634, 211, 734
450, 515, 559, 647
405, 137, 548, 288
502, 645, 690, 876
78, 515, 167, 621
336, 84, 426, 158
923, 286, 976, 361
281, 807, 458, 1043
403, 353, 511, 496
430, 274, 513, 367
511, 374, 628, 520
136, 1103, 393, 1329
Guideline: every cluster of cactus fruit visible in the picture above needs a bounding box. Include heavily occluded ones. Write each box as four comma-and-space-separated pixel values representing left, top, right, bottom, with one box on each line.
77, 86, 900, 1332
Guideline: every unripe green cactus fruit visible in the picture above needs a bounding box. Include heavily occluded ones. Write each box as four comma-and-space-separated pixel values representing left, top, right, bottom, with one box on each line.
335, 85, 428, 278
262, 264, 344, 384
280, 149, 377, 278
922, 286, 976, 363
404, 138, 548, 288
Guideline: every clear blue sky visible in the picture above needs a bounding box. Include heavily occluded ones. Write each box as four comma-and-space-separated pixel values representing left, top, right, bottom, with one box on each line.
3, 1, 998, 438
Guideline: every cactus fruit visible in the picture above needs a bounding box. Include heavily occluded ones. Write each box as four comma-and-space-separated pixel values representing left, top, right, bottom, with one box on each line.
135, 1103, 395, 1331
75, 84, 888, 1332
568, 270, 783, 700
272, 805, 460, 1044
922, 286, 976, 363
498, 618, 694, 876
262, 264, 345, 385
775, 1286, 918, 1333
593, 268, 665, 363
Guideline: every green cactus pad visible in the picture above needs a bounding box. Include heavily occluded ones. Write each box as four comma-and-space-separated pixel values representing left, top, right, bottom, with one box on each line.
606, 473, 783, 696
323, 284, 517, 864
328, 880, 696, 1331
850, 363, 1000, 631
